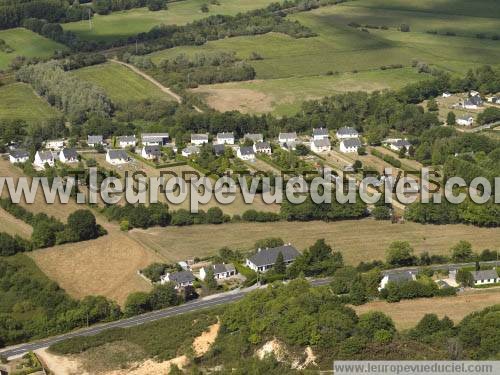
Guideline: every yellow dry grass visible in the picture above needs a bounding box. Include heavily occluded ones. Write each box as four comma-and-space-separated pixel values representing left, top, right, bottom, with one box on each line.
28, 226, 161, 306
354, 288, 500, 330
0, 208, 32, 238
130, 219, 500, 264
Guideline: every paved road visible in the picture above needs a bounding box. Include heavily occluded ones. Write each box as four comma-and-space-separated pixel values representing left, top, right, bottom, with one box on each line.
0, 278, 331, 359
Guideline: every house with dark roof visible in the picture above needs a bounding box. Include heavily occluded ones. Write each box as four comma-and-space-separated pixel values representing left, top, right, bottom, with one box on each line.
9, 150, 29, 164
117, 135, 136, 148
106, 149, 129, 165
199, 263, 237, 280
378, 270, 417, 291
213, 143, 226, 156
216, 132, 235, 145
253, 141, 271, 155
237, 146, 255, 161
470, 269, 499, 286
59, 148, 78, 164
462, 95, 483, 109
191, 133, 209, 145
336, 127, 359, 140
244, 133, 263, 143
245, 244, 300, 272
340, 138, 362, 153
457, 115, 474, 126
278, 132, 297, 144
33, 150, 55, 169
311, 138, 331, 153
141, 133, 170, 146
182, 145, 200, 157
161, 270, 196, 289
141, 145, 162, 160
87, 135, 104, 147
312, 127, 329, 140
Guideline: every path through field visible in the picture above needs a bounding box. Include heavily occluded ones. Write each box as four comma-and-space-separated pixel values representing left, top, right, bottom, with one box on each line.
110, 59, 203, 113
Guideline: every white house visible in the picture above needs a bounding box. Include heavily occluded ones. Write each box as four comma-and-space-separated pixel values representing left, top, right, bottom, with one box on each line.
141, 133, 169, 146
312, 128, 329, 140
470, 269, 499, 286
469, 90, 480, 97
253, 141, 271, 155
191, 133, 209, 145
278, 132, 297, 144
486, 95, 498, 103
457, 115, 474, 126
336, 127, 359, 140
141, 145, 161, 160
386, 139, 411, 152
378, 271, 417, 291
199, 263, 236, 280
106, 149, 129, 165
237, 146, 255, 161
59, 148, 78, 164
45, 139, 65, 150
87, 135, 103, 147
160, 270, 196, 289
216, 132, 235, 145
182, 145, 200, 157
117, 135, 136, 149
461, 96, 483, 110
310, 138, 331, 153
244, 133, 263, 143
246, 244, 300, 273
442, 92, 452, 98
340, 138, 362, 153
33, 151, 55, 169
9, 150, 29, 164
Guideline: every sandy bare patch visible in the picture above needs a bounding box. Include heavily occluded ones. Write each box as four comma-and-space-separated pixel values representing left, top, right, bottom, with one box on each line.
105, 356, 188, 375
0, 208, 32, 238
192, 85, 274, 113
256, 339, 287, 362
36, 348, 86, 375
193, 321, 220, 357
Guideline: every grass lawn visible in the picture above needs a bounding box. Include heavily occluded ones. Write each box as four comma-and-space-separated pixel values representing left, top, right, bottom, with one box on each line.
62, 0, 275, 42
0, 208, 33, 238
0, 28, 67, 70
354, 288, 500, 330
0, 83, 61, 123
147, 1, 499, 115
129, 219, 500, 265
72, 62, 173, 104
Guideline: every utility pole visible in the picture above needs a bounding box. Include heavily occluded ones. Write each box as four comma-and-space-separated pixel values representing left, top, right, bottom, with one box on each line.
88, 8, 92, 30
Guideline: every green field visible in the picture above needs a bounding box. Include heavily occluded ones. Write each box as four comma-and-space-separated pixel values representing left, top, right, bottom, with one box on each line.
0, 83, 61, 123
146, 0, 500, 115
0, 28, 67, 70
72, 62, 173, 104
62, 0, 275, 42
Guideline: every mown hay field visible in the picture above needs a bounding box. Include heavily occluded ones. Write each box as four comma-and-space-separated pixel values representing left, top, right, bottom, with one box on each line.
130, 219, 500, 264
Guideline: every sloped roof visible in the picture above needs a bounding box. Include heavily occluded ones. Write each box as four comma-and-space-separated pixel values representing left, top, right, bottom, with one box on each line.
107, 149, 128, 160
168, 270, 196, 284
87, 135, 103, 144
336, 127, 358, 136
117, 135, 136, 143
471, 269, 498, 281
239, 146, 255, 156
248, 245, 300, 267
143, 145, 161, 156
61, 148, 78, 159
313, 138, 331, 148
254, 141, 271, 150
342, 138, 362, 148
10, 150, 29, 159
313, 128, 328, 136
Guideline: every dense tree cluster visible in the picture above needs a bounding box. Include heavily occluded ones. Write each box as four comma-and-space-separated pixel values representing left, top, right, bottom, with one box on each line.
16, 60, 113, 123
280, 195, 367, 221
0, 0, 88, 30
0, 254, 120, 346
